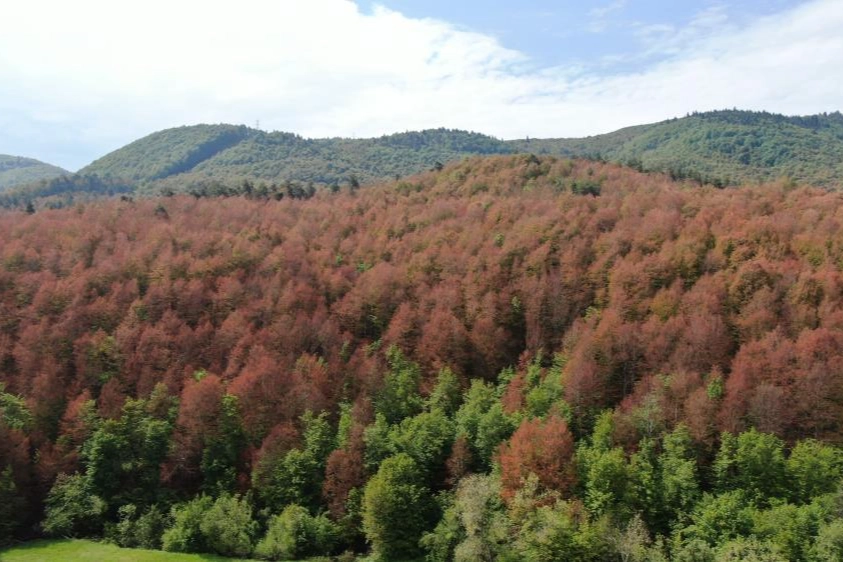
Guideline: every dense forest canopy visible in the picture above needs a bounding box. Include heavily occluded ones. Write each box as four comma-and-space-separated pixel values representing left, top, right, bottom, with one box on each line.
2, 156, 843, 559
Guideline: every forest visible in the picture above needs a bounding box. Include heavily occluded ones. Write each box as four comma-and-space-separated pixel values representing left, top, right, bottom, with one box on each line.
0, 155, 68, 192
2, 155, 843, 560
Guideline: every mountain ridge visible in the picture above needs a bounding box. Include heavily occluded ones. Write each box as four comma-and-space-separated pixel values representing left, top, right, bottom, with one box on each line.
4, 109, 842, 208
78, 109, 843, 194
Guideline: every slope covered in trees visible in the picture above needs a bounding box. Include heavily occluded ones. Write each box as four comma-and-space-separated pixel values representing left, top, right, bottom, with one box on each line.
3, 156, 843, 559
73, 110, 843, 201
80, 125, 513, 194
515, 110, 843, 187
0, 155, 68, 192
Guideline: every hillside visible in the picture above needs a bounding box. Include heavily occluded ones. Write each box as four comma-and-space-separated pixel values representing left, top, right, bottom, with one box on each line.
514, 110, 843, 186
3, 156, 843, 559
80, 125, 512, 194
0, 154, 68, 191
71, 110, 843, 198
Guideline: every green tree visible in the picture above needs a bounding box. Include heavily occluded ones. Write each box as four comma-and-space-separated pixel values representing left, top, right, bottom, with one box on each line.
42, 473, 107, 537
516, 500, 609, 562
0, 466, 24, 544
254, 504, 339, 560
362, 453, 435, 561
110, 504, 168, 550
253, 411, 333, 511
786, 439, 843, 504
428, 367, 462, 417
683, 491, 754, 546
376, 347, 423, 425
714, 430, 786, 503
714, 536, 788, 562
751, 502, 823, 561
629, 438, 661, 528
812, 519, 843, 561
200, 394, 245, 495
82, 396, 174, 509
199, 494, 258, 558
390, 409, 454, 479
659, 425, 700, 529
455, 380, 514, 471
583, 447, 629, 518
422, 474, 510, 562
0, 384, 33, 430
162, 495, 213, 553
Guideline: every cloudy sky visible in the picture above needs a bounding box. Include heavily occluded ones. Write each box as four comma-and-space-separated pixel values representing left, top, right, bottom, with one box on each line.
0, 0, 840, 170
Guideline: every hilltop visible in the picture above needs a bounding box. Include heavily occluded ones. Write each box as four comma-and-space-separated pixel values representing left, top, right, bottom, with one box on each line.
516, 109, 843, 186
80, 125, 512, 194
0, 154, 68, 191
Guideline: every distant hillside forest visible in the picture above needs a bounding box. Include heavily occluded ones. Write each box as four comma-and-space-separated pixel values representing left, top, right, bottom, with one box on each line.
3, 110, 843, 209
0, 155, 68, 192
43, 109, 838, 199
3, 156, 843, 560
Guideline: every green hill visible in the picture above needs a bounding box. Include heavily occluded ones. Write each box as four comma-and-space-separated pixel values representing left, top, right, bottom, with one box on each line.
34, 109, 843, 202
0, 154, 68, 191
513, 110, 843, 186
80, 125, 512, 194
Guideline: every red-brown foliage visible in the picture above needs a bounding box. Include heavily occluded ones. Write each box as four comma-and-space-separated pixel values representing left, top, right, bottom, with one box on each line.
3, 155, 843, 507
498, 414, 576, 502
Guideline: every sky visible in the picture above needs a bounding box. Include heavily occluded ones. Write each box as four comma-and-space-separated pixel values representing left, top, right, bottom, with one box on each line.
0, 0, 841, 171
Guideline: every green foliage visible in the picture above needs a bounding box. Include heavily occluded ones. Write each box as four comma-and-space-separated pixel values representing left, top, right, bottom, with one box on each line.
0, 154, 68, 192
523, 356, 565, 419
515, 501, 611, 562
42, 473, 107, 538
78, 126, 516, 197
13, 110, 843, 209
162, 495, 214, 553
201, 394, 245, 495
422, 474, 510, 562
389, 409, 455, 479
253, 411, 333, 512
812, 519, 843, 561
0, 383, 33, 430
751, 502, 823, 561
428, 367, 462, 417
454, 380, 515, 471
362, 453, 436, 561
110, 504, 168, 550
583, 446, 629, 517
713, 536, 788, 562
0, 466, 25, 544
375, 346, 424, 425
714, 430, 786, 503
628, 438, 661, 528
512, 110, 843, 188
659, 425, 700, 528
254, 504, 339, 560
82, 396, 174, 508
162, 494, 257, 558
682, 491, 755, 547
786, 439, 843, 504
199, 494, 257, 558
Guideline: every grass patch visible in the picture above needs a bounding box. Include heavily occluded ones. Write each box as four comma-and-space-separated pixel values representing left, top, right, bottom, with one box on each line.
0, 539, 258, 561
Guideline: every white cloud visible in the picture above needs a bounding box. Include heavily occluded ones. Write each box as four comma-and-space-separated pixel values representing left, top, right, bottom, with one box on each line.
0, 0, 841, 170
588, 0, 628, 33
